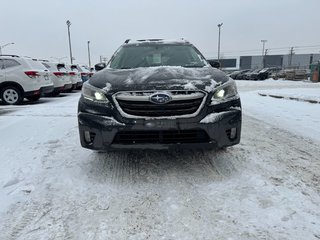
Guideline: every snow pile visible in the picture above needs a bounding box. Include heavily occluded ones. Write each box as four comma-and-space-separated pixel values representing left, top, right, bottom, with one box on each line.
258, 88, 320, 103
238, 79, 283, 86
236, 79, 320, 88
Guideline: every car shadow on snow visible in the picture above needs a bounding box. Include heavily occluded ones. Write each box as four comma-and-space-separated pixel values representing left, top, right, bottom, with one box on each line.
85, 147, 243, 186
0, 108, 15, 115
0, 93, 71, 106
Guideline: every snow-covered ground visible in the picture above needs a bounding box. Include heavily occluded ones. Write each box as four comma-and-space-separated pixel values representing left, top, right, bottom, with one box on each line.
237, 79, 320, 142
0, 80, 320, 239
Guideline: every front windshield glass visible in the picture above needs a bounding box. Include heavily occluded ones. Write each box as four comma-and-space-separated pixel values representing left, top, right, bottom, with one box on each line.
109, 44, 206, 69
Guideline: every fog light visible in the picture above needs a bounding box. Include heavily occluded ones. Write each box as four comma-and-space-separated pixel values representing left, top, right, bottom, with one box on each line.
84, 131, 92, 143
230, 128, 237, 139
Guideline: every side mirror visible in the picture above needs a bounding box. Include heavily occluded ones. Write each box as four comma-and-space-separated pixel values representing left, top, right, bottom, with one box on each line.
208, 60, 220, 68
95, 63, 106, 71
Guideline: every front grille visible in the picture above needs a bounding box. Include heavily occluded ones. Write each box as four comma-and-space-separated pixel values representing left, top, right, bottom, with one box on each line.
113, 130, 210, 144
114, 91, 206, 118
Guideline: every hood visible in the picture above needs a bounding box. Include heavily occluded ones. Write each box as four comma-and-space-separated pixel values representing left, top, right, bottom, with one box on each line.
89, 66, 229, 94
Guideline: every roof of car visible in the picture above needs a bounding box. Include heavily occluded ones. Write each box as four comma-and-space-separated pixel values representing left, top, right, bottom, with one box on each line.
124, 38, 190, 46
0, 55, 21, 58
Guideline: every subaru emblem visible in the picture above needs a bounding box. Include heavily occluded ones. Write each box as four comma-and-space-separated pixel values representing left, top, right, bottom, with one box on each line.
150, 92, 172, 104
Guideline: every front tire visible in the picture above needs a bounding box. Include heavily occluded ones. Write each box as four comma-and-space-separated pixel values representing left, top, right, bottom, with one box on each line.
1, 86, 23, 105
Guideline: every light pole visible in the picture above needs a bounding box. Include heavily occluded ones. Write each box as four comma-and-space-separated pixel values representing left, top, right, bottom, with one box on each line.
0, 42, 15, 55
217, 23, 223, 64
66, 20, 73, 64
87, 41, 91, 68
261, 40, 267, 68
288, 47, 294, 67
50, 56, 67, 63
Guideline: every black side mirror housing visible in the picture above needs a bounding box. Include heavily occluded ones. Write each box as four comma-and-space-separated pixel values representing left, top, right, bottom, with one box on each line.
208, 60, 221, 68
95, 63, 106, 71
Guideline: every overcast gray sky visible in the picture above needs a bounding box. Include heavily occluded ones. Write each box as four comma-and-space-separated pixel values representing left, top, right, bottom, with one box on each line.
1, 0, 319, 65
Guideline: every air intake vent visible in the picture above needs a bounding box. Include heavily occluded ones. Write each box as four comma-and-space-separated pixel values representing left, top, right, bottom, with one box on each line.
113, 130, 210, 144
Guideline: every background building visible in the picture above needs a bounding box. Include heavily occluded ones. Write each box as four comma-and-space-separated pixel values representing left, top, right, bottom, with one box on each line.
208, 53, 320, 70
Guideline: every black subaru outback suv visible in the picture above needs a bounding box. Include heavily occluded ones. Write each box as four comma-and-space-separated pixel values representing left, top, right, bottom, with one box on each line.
78, 39, 241, 150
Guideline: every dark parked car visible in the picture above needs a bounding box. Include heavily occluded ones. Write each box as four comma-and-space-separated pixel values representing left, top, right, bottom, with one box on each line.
256, 67, 282, 80
246, 69, 262, 80
78, 39, 242, 151
229, 69, 250, 80
228, 70, 241, 79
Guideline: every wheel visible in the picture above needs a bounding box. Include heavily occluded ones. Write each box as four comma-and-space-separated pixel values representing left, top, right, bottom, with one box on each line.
0, 86, 23, 105
26, 95, 41, 102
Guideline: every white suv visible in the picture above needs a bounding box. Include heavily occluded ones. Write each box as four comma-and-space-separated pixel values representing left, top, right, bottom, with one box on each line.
0, 55, 54, 104
41, 61, 73, 95
66, 64, 83, 91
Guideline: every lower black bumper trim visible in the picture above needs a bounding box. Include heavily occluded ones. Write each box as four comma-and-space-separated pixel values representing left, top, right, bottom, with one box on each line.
78, 109, 242, 151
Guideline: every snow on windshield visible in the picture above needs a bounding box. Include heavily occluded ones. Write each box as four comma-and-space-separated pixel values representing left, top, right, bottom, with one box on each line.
109, 44, 206, 69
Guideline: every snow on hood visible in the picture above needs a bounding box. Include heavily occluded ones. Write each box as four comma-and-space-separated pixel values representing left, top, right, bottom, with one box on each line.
103, 82, 112, 92
90, 66, 229, 93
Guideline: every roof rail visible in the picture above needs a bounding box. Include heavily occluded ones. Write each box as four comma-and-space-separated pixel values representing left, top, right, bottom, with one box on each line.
124, 39, 131, 44
180, 38, 189, 43
0, 54, 20, 58
136, 39, 164, 42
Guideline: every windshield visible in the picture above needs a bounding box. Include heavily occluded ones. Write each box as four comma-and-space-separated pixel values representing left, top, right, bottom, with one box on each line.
109, 44, 206, 69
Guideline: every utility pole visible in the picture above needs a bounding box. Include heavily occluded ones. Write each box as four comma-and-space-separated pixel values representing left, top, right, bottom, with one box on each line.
217, 23, 223, 64
261, 40, 267, 68
263, 49, 268, 68
288, 47, 294, 68
66, 20, 73, 64
87, 41, 91, 68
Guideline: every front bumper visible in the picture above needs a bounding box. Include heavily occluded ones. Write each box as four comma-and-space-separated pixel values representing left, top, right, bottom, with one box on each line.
63, 83, 73, 91
25, 85, 54, 97
78, 108, 241, 150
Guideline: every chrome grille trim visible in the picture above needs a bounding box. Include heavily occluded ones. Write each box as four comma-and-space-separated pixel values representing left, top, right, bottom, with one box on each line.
115, 91, 204, 102
112, 90, 207, 119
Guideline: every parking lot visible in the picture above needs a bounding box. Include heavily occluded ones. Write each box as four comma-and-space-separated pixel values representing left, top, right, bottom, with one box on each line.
0, 80, 320, 239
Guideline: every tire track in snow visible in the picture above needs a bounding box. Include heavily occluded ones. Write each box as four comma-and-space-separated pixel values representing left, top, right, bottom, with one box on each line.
87, 148, 245, 189
2, 202, 51, 240
243, 115, 320, 195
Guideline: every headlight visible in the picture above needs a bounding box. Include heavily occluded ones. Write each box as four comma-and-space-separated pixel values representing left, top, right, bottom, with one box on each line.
211, 79, 238, 105
82, 82, 109, 102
